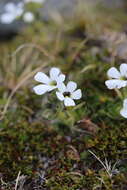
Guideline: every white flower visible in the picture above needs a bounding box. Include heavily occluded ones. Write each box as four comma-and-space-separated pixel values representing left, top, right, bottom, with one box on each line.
0, 13, 16, 24
5, 2, 24, 17
120, 99, 127, 118
4, 2, 23, 13
105, 63, 127, 89
56, 81, 82, 107
23, 12, 34, 23
0, 2, 24, 24
33, 67, 65, 95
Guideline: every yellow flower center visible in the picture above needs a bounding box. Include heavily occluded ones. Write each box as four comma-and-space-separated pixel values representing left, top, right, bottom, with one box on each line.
120, 76, 126, 80
49, 80, 57, 86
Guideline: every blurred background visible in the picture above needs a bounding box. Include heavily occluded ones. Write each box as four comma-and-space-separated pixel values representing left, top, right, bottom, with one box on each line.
1, 0, 127, 89
0, 0, 126, 41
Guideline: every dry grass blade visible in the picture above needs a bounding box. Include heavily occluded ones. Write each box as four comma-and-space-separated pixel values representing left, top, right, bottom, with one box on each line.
81, 64, 96, 73
11, 43, 54, 61
88, 150, 118, 178
0, 62, 48, 120
15, 171, 21, 190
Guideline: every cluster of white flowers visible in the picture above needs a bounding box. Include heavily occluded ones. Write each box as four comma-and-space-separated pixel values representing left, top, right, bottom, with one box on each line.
0, 2, 24, 24
105, 63, 127, 118
33, 68, 82, 107
0, 0, 46, 24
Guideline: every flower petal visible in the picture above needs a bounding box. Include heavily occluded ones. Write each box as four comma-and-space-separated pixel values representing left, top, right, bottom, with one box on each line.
120, 98, 127, 118
34, 72, 50, 84
67, 81, 77, 92
57, 74, 65, 82
120, 108, 127, 118
123, 98, 127, 108
47, 85, 57, 92
107, 67, 121, 79
57, 82, 66, 93
56, 92, 65, 101
50, 67, 60, 80
33, 84, 49, 95
23, 12, 34, 23
120, 63, 127, 77
64, 97, 75, 107
0, 13, 15, 24
105, 79, 127, 89
5, 3, 16, 12
71, 89, 82, 100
